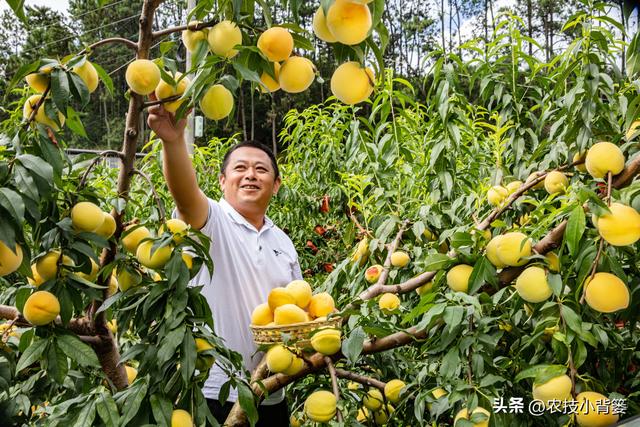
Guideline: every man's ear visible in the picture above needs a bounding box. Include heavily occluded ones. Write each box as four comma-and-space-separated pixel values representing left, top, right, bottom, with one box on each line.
219, 173, 225, 192
273, 176, 282, 195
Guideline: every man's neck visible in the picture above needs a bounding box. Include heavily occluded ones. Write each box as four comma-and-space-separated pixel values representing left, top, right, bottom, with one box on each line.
233, 203, 266, 230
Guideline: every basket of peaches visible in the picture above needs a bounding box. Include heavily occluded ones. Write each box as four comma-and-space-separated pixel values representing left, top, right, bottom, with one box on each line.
250, 280, 343, 375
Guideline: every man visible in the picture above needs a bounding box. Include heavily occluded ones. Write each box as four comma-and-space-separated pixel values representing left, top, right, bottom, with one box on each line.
147, 97, 302, 425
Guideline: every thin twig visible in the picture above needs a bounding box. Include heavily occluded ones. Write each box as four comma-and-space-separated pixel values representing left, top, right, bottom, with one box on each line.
559, 304, 577, 397
579, 171, 613, 304
324, 357, 342, 422
84, 37, 138, 53
466, 315, 474, 385
141, 94, 183, 109
78, 150, 124, 190
131, 168, 165, 222
335, 368, 386, 390
22, 84, 52, 130
348, 210, 372, 238
478, 171, 547, 230
151, 19, 217, 40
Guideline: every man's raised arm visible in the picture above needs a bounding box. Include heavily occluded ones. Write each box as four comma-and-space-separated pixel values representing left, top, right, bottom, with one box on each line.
147, 95, 209, 229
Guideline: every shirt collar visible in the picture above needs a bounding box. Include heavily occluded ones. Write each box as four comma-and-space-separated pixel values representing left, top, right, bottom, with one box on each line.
219, 197, 274, 232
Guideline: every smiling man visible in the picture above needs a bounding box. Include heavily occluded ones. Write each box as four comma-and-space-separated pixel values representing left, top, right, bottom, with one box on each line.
147, 100, 302, 426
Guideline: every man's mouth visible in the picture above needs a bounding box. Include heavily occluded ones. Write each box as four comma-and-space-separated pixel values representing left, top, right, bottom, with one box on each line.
240, 185, 260, 190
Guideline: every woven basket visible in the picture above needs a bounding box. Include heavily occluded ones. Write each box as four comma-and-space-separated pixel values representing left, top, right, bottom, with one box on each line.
251, 317, 342, 348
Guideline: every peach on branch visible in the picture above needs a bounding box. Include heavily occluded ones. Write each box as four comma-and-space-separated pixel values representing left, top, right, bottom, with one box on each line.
0, 241, 23, 277
279, 56, 315, 93
23, 291, 60, 326
72, 60, 99, 93
304, 390, 337, 422
125, 59, 160, 95
257, 27, 294, 62
326, 0, 372, 45
585, 142, 625, 179
207, 20, 242, 58
365, 264, 383, 283
312, 7, 337, 42
155, 72, 190, 113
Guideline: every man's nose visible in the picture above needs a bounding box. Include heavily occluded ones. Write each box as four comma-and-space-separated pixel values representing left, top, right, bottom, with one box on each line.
244, 167, 257, 179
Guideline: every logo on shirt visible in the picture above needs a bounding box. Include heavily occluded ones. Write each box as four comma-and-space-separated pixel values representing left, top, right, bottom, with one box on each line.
273, 249, 284, 256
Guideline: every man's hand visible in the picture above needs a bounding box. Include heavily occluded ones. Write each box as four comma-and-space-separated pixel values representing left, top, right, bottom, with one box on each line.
146, 93, 188, 144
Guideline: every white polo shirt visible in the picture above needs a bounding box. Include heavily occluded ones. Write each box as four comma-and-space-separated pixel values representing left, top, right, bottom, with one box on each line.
186, 197, 302, 404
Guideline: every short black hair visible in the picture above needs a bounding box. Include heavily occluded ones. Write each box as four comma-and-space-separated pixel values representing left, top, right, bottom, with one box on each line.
220, 140, 280, 179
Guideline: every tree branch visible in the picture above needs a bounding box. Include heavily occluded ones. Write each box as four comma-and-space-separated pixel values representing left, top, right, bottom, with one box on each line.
324, 357, 342, 422
353, 220, 411, 303
85, 37, 138, 52
151, 20, 217, 41
335, 368, 385, 390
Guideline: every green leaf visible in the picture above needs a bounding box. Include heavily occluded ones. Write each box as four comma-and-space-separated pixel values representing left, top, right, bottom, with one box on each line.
72, 400, 96, 427
564, 205, 585, 257
16, 338, 47, 372
342, 326, 366, 365
96, 292, 125, 314
65, 107, 88, 138
50, 69, 70, 114
0, 188, 25, 226
421, 254, 451, 271
150, 394, 172, 427
6, 0, 27, 23
180, 332, 196, 384
548, 273, 563, 296
96, 392, 120, 427
47, 343, 68, 383
68, 72, 90, 106
468, 257, 495, 294
57, 334, 100, 367
237, 382, 258, 427
291, 33, 313, 51
514, 364, 566, 383
157, 327, 185, 365
480, 374, 506, 387
439, 348, 459, 378
560, 305, 582, 335
443, 306, 464, 332
232, 61, 262, 85
119, 380, 148, 426
416, 303, 446, 330
16, 154, 54, 183
92, 62, 114, 97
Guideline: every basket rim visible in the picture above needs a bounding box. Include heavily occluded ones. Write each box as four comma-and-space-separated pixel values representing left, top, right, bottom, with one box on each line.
250, 316, 342, 331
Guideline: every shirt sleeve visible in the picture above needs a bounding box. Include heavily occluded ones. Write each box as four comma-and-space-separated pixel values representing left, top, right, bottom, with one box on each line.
173, 198, 220, 235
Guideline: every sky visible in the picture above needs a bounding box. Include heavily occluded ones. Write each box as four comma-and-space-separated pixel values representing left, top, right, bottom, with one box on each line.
0, 0, 69, 14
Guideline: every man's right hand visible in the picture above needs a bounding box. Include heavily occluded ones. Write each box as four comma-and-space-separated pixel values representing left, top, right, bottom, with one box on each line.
147, 93, 187, 144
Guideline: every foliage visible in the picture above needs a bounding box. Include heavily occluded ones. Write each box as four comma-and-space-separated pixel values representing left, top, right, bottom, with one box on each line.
0, 0, 639, 426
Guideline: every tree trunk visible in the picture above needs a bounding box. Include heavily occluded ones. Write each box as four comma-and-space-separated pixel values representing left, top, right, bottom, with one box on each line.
103, 97, 111, 150
527, 0, 533, 57
484, 0, 488, 54
448, 0, 453, 53
549, 2, 554, 58
441, 0, 446, 54
455, 0, 461, 53
489, 0, 495, 33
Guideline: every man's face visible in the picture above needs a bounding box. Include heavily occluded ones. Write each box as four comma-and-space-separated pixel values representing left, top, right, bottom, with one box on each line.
219, 147, 281, 214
